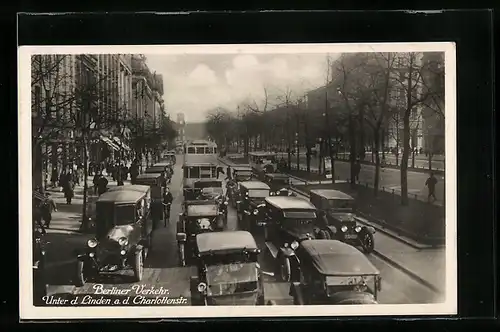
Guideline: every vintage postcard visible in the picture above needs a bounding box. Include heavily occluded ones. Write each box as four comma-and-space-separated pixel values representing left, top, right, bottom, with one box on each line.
19, 42, 457, 319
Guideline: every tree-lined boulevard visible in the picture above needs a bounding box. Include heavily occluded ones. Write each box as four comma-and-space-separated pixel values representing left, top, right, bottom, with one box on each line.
43, 155, 444, 305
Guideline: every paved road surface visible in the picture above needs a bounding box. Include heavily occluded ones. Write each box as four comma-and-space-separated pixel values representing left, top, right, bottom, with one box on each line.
45, 155, 441, 305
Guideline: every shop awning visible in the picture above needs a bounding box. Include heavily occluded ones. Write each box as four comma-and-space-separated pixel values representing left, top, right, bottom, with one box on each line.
100, 136, 120, 151
113, 137, 131, 151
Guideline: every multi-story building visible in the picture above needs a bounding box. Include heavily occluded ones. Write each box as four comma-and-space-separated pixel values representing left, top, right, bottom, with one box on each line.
176, 113, 186, 149
31, 53, 135, 188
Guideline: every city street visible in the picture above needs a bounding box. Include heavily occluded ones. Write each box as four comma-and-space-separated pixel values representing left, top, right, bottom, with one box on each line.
45, 155, 443, 305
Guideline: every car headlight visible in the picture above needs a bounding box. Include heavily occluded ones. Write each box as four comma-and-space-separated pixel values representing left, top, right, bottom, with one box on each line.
276, 191, 280, 195
355, 226, 362, 232
118, 237, 129, 246
253, 209, 259, 215
197, 282, 207, 293
341, 226, 348, 232
291, 241, 299, 250
284, 243, 289, 247
224, 201, 228, 205
87, 239, 98, 248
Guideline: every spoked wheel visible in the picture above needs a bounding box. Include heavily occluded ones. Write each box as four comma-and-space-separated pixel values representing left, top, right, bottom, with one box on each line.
76, 260, 88, 287
279, 257, 291, 282
361, 232, 375, 254
133, 249, 144, 282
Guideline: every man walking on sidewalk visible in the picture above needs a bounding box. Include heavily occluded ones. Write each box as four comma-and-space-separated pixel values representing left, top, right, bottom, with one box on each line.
41, 193, 57, 228
425, 172, 438, 202
354, 160, 361, 182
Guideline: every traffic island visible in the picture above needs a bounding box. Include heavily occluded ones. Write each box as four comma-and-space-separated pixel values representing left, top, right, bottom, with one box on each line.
293, 182, 445, 246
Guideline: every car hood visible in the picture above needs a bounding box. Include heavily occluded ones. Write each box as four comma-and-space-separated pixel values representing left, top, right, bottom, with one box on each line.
284, 226, 317, 241
249, 199, 266, 207
105, 225, 135, 242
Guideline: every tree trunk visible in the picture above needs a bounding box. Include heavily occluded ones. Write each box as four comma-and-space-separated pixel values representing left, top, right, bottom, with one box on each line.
373, 127, 381, 196
348, 114, 357, 187
32, 139, 43, 189
82, 137, 89, 229
400, 110, 411, 205
358, 108, 365, 160
381, 128, 386, 162
304, 118, 311, 173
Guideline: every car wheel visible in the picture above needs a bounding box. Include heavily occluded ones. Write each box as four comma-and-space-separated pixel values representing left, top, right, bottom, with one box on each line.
133, 249, 144, 282
362, 232, 375, 254
75, 260, 87, 287
279, 257, 291, 282
318, 230, 331, 240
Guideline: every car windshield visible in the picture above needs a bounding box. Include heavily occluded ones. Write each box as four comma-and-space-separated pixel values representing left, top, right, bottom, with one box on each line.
248, 189, 269, 198
328, 199, 354, 210
115, 205, 136, 225
206, 263, 258, 296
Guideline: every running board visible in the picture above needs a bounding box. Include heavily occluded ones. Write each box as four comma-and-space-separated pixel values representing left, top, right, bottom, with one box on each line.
265, 242, 279, 259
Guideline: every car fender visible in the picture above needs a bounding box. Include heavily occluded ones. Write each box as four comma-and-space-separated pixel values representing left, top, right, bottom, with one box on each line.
326, 225, 337, 235
362, 226, 376, 234
135, 244, 144, 253
279, 247, 295, 257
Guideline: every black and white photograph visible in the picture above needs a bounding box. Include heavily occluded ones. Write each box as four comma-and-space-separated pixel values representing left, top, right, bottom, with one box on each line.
19, 43, 456, 319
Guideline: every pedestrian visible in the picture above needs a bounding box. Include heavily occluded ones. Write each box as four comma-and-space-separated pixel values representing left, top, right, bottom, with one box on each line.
41, 193, 57, 228
216, 166, 224, 179
425, 172, 438, 202
50, 168, 58, 188
63, 177, 74, 205
59, 171, 66, 192
159, 171, 168, 188
162, 187, 173, 227
354, 160, 361, 182
130, 159, 139, 185
225, 165, 232, 181
97, 175, 109, 196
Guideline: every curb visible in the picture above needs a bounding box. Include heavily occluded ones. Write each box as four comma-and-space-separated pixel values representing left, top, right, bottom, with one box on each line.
371, 250, 441, 294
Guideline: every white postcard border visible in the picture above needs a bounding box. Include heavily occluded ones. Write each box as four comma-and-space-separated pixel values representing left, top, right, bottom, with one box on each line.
19, 42, 457, 319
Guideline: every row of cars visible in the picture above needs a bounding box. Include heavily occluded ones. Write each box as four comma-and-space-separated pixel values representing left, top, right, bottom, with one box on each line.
176, 164, 382, 305
73, 160, 176, 287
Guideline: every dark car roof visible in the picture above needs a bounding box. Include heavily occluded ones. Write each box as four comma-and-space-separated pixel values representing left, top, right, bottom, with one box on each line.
136, 173, 161, 179
301, 240, 379, 276
97, 190, 145, 204
107, 185, 150, 193
144, 166, 165, 173
265, 173, 289, 180
310, 189, 354, 200
184, 154, 219, 165
239, 181, 270, 190
196, 231, 258, 254
265, 196, 316, 210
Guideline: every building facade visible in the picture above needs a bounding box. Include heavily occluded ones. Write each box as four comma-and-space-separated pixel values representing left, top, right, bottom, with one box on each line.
31, 54, 135, 189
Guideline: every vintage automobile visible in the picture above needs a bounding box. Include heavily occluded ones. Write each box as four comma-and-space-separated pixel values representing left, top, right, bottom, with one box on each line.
190, 231, 275, 305
135, 173, 166, 225
231, 166, 253, 182
264, 173, 291, 193
235, 181, 271, 232
154, 162, 174, 179
289, 239, 382, 304
176, 200, 226, 266
192, 179, 224, 200
75, 187, 154, 286
145, 165, 168, 174
309, 189, 375, 253
262, 196, 330, 282
182, 155, 220, 199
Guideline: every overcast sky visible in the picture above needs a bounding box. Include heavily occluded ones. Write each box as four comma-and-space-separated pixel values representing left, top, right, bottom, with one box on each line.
145, 53, 335, 123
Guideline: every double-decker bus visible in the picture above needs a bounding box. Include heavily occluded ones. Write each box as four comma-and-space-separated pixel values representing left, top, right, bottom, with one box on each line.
184, 140, 218, 157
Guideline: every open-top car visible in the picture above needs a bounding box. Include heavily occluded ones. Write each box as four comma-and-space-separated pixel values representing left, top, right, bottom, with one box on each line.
190, 231, 274, 306
75, 186, 154, 286
264, 173, 291, 193
309, 189, 375, 254
289, 239, 382, 304
235, 181, 271, 232
262, 196, 330, 282
177, 200, 226, 266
